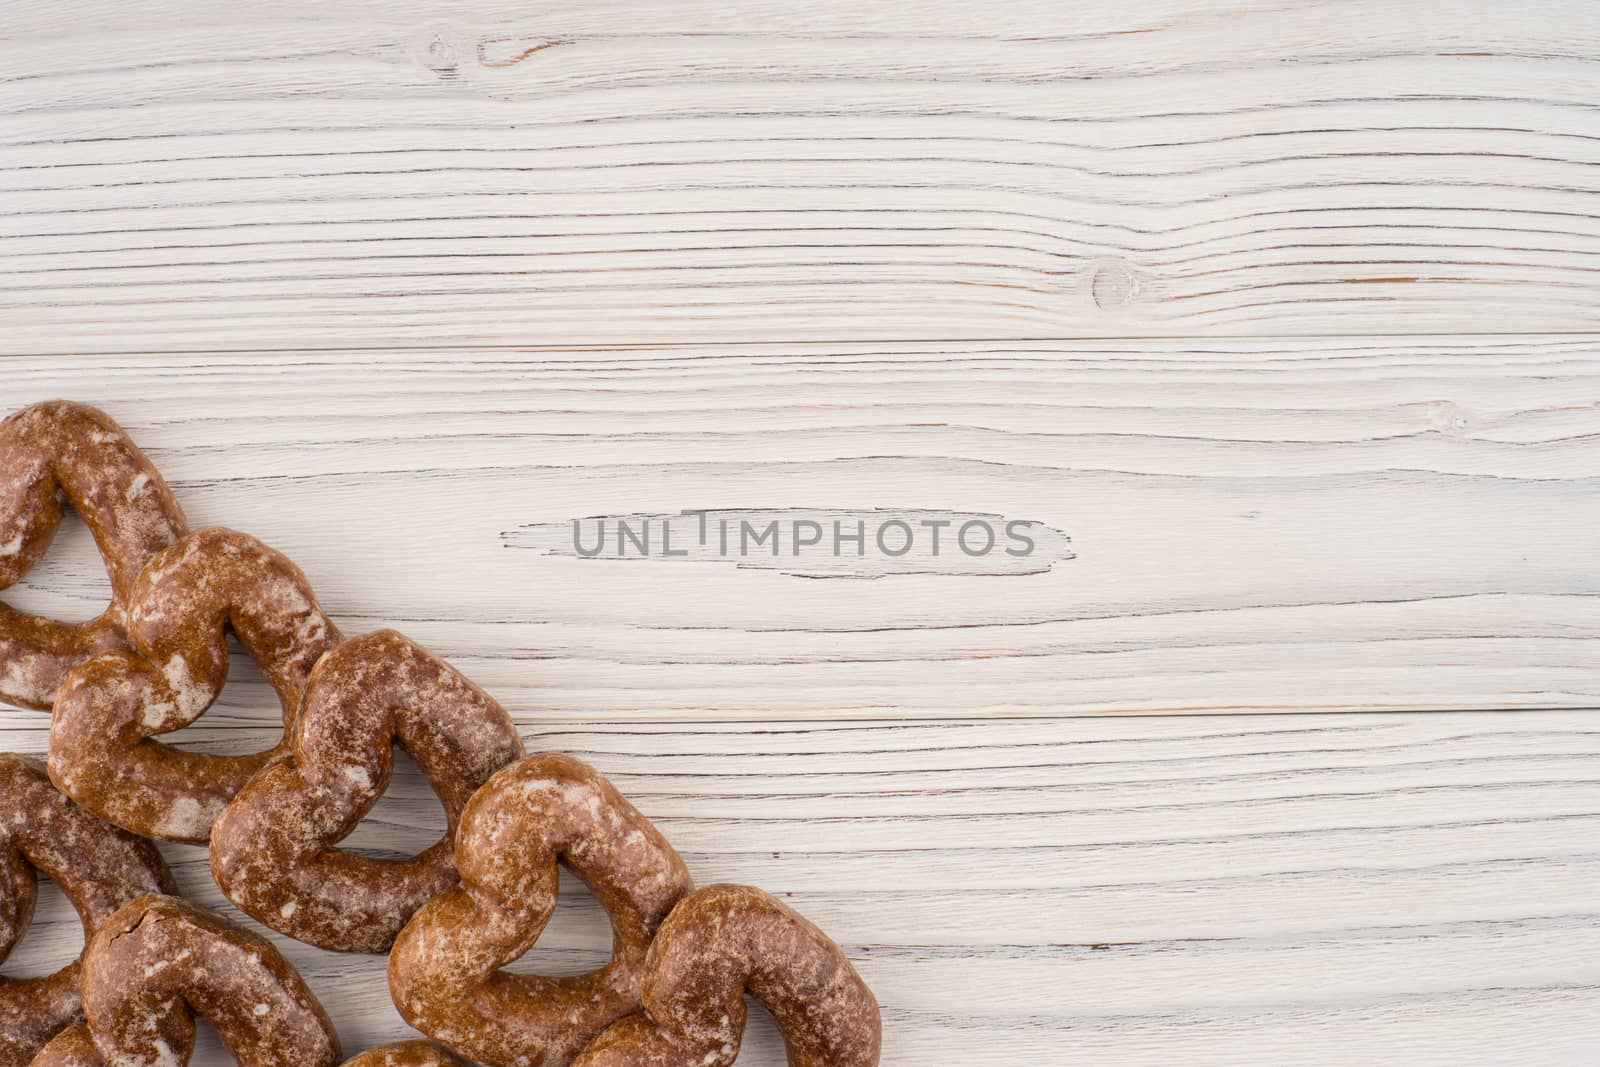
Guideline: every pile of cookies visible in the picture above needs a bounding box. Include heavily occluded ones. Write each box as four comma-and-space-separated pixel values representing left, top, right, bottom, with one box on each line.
0, 402, 882, 1067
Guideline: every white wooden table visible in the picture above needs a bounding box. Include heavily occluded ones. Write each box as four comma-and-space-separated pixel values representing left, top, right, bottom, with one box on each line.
3, 3, 1598, 1064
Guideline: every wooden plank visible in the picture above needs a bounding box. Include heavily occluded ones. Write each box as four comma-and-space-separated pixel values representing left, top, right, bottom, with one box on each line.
2, 341, 1596, 718
3, 0, 1600, 351
3, 710, 1598, 1063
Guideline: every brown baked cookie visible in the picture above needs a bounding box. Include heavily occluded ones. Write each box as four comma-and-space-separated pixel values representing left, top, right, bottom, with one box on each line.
0, 755, 174, 1067
19, 1024, 94, 1067
212, 629, 525, 953
48, 527, 342, 844
27, 894, 340, 1067
388, 753, 693, 1067
0, 402, 187, 711
342, 1042, 471, 1067
572, 884, 881, 1067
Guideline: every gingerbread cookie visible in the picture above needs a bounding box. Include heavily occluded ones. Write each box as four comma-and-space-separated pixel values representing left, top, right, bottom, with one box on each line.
0, 402, 186, 711
572, 884, 881, 1067
341, 1042, 470, 1067
28, 895, 340, 1067
49, 528, 341, 843
389, 753, 693, 1067
0, 755, 174, 1067
213, 629, 525, 953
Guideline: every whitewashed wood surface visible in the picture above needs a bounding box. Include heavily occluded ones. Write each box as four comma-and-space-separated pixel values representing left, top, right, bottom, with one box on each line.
4, 1, 1600, 1064
2, 349, 1596, 719
4, 1, 1600, 350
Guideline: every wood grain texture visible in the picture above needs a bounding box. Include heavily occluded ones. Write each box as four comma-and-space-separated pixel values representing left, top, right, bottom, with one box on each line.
4, 3, 1600, 1062
4, 0, 1600, 351
3, 343, 1596, 718
2, 710, 1598, 1064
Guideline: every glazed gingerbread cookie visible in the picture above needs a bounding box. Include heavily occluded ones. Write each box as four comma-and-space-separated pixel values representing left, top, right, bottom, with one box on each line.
28, 895, 341, 1067
388, 753, 693, 1067
573, 884, 881, 1067
212, 629, 525, 953
0, 402, 187, 711
0, 755, 174, 1067
49, 527, 342, 843
341, 1042, 471, 1067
